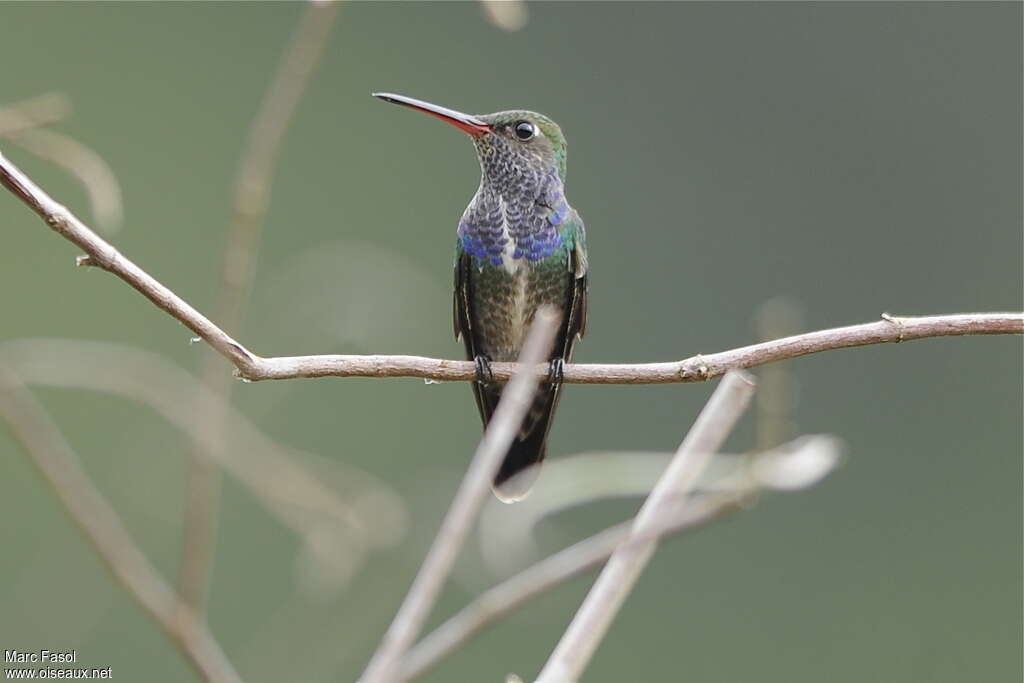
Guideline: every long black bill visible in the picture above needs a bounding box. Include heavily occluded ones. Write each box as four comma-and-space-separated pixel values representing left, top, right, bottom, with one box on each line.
373, 92, 491, 136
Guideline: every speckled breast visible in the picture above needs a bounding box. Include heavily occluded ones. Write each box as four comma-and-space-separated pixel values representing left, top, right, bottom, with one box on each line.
468, 253, 571, 362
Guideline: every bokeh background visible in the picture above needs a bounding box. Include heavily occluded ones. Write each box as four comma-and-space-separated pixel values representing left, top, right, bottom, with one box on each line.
1, 3, 1020, 682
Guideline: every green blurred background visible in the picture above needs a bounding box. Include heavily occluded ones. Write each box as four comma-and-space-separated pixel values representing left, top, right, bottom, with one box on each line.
1, 2, 1020, 682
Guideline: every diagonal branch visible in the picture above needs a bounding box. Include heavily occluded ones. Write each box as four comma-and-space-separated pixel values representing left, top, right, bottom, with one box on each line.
0, 149, 1020, 386
1, 93, 122, 233
0, 148, 256, 369
0, 367, 244, 683
359, 309, 561, 683
6, 127, 124, 234
0, 337, 369, 542
400, 434, 842, 681
536, 370, 757, 683
402, 494, 745, 682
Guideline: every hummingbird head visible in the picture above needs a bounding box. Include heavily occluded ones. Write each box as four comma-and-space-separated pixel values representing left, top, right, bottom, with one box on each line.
373, 93, 569, 184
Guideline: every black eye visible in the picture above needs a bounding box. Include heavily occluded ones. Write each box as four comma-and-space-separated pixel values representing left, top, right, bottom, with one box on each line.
513, 121, 536, 140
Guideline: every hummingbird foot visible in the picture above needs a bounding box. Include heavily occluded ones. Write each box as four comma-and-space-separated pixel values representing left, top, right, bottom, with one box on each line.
548, 358, 565, 388
474, 355, 495, 387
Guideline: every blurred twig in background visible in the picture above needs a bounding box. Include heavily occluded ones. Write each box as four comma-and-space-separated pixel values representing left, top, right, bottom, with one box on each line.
754, 297, 804, 450
0, 368, 243, 683
360, 310, 560, 683
0, 4, 1019, 679
536, 370, 756, 683
0, 93, 122, 234
480, 0, 528, 31
401, 434, 842, 680
180, 0, 340, 619
0, 93, 71, 135
0, 339, 406, 564
0, 100, 1019, 683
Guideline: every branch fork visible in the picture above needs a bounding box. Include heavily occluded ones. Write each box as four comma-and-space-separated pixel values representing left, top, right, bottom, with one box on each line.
1, 83, 1021, 683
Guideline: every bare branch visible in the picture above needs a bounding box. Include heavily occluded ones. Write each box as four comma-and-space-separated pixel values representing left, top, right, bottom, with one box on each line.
0, 147, 257, 369
233, 312, 1022, 382
1, 94, 122, 233
402, 434, 842, 680
536, 370, 757, 683
0, 148, 1020, 387
180, 0, 340, 615
7, 127, 123, 233
0, 338, 369, 544
0, 368, 244, 683
403, 495, 743, 681
360, 310, 561, 683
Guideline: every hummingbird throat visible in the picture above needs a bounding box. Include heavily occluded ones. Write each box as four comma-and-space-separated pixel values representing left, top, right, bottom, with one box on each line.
458, 138, 571, 272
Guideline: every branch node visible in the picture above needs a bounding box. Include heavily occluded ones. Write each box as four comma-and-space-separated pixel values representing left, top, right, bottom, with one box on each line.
72, 237, 116, 270
684, 354, 711, 381
44, 210, 71, 235
881, 312, 906, 342
228, 341, 256, 364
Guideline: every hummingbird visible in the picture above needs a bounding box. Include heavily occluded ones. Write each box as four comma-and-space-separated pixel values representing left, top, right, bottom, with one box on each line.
373, 92, 588, 501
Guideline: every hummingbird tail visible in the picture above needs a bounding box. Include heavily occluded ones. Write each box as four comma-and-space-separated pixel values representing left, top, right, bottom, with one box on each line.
489, 384, 559, 503
492, 432, 547, 503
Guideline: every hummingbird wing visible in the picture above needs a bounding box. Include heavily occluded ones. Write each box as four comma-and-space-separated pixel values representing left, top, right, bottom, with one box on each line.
453, 243, 471, 342
453, 244, 492, 427
565, 213, 588, 345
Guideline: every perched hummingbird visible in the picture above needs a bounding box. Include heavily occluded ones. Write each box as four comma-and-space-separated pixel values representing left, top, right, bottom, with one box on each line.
373, 93, 588, 501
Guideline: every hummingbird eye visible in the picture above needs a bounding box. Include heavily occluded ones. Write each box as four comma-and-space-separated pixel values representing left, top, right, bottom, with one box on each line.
513, 121, 537, 141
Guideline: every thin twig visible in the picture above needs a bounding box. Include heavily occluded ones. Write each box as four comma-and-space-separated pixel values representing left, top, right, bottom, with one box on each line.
0, 147, 255, 368
360, 309, 561, 683
7, 127, 123, 233
754, 297, 803, 449
536, 370, 757, 683
1, 94, 122, 232
223, 0, 340, 300
402, 494, 746, 681
223, 312, 1023, 382
0, 338, 366, 542
0, 368, 244, 683
180, 0, 340, 616
0, 148, 1020, 385
403, 434, 842, 680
